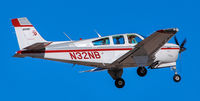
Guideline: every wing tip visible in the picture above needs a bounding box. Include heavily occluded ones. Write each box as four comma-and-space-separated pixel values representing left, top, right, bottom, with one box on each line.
157, 28, 179, 33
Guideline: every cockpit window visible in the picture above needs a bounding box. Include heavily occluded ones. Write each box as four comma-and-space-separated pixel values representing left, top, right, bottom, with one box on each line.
113, 35, 125, 44
92, 38, 110, 46
135, 36, 142, 43
127, 35, 142, 44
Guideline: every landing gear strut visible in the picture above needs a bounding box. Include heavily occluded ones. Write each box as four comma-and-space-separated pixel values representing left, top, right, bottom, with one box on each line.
172, 66, 181, 82
108, 69, 125, 88
137, 67, 147, 77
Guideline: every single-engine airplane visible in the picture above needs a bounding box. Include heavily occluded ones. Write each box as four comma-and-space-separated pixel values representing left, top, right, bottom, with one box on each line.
11, 17, 186, 88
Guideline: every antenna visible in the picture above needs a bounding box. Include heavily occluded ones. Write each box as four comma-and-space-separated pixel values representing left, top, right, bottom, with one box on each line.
94, 29, 101, 37
63, 32, 72, 41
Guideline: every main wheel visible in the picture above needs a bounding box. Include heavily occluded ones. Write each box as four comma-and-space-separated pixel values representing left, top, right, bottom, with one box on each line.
115, 78, 125, 88
173, 74, 181, 82
137, 67, 147, 77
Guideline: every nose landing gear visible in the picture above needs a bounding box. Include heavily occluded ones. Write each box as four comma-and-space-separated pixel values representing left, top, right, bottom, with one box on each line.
172, 66, 181, 82
173, 74, 181, 82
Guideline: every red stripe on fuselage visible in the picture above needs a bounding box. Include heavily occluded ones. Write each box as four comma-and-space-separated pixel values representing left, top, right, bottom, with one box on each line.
161, 48, 179, 50
45, 48, 133, 52
16, 47, 179, 54
17, 48, 132, 54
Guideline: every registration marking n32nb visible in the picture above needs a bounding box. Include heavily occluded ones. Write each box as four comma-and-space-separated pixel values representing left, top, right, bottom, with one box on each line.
69, 51, 101, 60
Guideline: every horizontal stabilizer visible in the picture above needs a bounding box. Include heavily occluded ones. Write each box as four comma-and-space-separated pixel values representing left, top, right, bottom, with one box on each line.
23, 42, 52, 50
13, 53, 26, 58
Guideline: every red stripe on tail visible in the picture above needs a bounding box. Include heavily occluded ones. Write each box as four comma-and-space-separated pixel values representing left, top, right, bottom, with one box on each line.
11, 18, 33, 27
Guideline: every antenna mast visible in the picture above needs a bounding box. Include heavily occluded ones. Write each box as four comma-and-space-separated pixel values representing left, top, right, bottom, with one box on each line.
94, 30, 101, 37
63, 32, 72, 41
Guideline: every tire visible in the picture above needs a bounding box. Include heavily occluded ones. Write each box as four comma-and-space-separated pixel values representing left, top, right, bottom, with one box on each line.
137, 67, 147, 77
173, 74, 181, 82
115, 78, 125, 88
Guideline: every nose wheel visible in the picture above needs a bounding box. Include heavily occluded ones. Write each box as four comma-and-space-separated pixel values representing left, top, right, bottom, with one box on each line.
173, 74, 181, 82
115, 78, 125, 88
172, 66, 181, 82
137, 67, 147, 77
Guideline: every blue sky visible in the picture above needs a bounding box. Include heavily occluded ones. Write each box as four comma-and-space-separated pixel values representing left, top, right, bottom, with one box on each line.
0, 0, 199, 101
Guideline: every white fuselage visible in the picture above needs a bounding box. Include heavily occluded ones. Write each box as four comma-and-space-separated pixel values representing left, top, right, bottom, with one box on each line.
37, 33, 179, 68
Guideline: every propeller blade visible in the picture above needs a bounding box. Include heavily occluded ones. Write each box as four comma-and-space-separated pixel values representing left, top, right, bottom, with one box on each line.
180, 38, 187, 48
179, 38, 187, 53
174, 36, 179, 46
175, 37, 187, 53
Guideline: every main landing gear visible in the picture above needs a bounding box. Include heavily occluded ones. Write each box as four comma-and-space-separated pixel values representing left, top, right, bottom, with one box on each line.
115, 78, 125, 88
137, 66, 147, 77
108, 69, 125, 88
108, 66, 181, 88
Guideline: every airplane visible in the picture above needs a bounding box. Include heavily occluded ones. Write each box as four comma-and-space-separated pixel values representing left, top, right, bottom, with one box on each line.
11, 17, 186, 88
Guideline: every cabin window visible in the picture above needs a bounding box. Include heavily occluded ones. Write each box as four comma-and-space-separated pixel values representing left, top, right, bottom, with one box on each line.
92, 38, 110, 46
113, 35, 125, 44
127, 35, 142, 44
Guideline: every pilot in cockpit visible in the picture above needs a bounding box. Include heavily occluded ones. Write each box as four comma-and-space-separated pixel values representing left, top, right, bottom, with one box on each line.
128, 35, 136, 44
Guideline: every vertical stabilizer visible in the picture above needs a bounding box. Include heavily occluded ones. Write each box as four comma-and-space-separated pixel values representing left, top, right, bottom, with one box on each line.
11, 17, 47, 50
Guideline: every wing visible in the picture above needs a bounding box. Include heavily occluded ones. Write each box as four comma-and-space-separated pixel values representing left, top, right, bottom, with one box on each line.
111, 28, 179, 66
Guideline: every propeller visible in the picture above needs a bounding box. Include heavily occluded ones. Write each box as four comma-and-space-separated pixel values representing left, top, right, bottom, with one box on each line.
174, 36, 187, 75
174, 36, 187, 53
